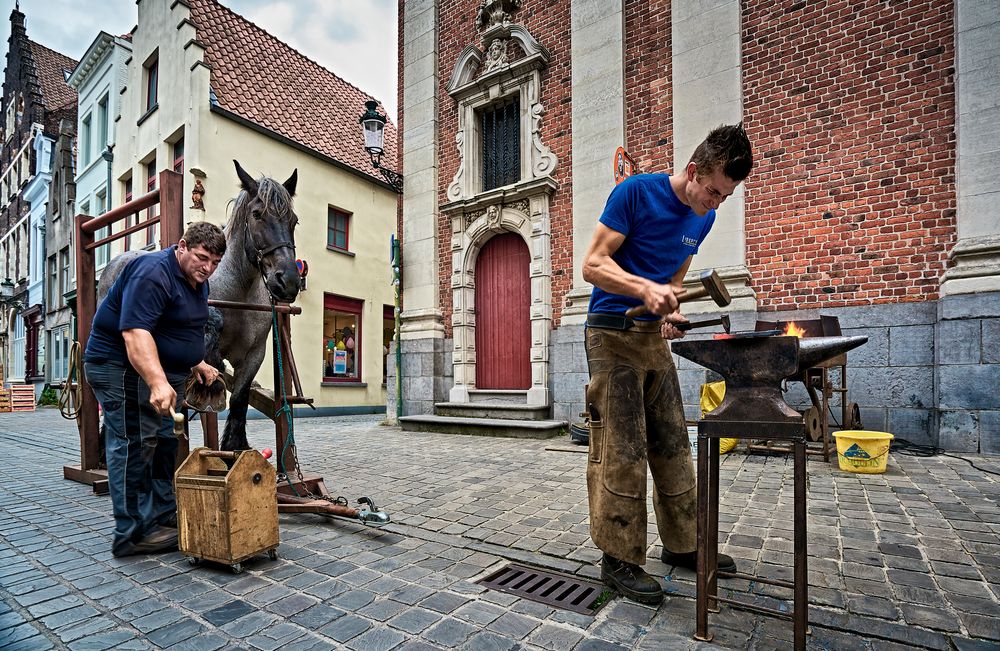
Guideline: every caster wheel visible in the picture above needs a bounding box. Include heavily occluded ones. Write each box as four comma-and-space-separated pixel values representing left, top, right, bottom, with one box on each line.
267, 549, 278, 561
231, 562, 243, 574
187, 557, 200, 566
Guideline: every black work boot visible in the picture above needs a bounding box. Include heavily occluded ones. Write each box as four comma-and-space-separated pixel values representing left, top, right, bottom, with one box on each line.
600, 554, 664, 605
661, 548, 737, 574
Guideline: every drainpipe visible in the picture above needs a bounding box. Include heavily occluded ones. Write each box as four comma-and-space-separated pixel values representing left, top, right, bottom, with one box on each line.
390, 234, 402, 421
102, 145, 114, 210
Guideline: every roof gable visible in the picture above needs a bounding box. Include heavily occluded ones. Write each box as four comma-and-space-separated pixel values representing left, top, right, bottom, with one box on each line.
28, 39, 78, 114
187, 0, 398, 180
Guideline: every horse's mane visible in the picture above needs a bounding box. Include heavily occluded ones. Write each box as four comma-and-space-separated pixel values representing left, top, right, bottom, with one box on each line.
224, 176, 294, 278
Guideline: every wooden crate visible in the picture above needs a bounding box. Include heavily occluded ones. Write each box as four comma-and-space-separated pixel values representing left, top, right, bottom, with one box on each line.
0, 387, 10, 413
175, 447, 279, 572
9, 384, 34, 412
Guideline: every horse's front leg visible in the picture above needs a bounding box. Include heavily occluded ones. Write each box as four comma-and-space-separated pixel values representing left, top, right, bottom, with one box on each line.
220, 343, 267, 451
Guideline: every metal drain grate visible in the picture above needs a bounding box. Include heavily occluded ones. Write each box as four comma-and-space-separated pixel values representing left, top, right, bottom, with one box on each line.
478, 563, 608, 615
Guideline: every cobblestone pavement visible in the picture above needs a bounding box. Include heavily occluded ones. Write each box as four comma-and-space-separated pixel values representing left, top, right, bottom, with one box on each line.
1, 409, 999, 650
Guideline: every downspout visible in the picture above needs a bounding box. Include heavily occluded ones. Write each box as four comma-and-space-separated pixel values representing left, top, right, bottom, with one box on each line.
391, 234, 402, 421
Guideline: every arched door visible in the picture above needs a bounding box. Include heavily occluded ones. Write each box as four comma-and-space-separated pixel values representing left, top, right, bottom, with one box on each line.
475, 232, 530, 389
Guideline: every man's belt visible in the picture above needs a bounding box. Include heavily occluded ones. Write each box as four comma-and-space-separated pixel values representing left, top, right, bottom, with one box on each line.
586, 312, 661, 332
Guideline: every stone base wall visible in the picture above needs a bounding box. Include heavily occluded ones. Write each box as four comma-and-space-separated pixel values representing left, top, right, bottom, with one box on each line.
386, 338, 452, 420
550, 298, 999, 453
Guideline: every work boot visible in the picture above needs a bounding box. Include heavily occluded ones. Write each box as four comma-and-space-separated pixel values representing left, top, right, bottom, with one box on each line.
113, 525, 178, 557
600, 554, 664, 605
661, 548, 737, 574
158, 512, 178, 528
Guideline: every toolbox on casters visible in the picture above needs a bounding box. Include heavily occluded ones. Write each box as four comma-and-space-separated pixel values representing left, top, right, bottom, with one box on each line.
175, 447, 279, 573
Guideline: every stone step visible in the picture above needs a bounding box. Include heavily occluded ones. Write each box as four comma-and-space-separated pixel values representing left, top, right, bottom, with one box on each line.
399, 415, 568, 439
468, 389, 528, 405
434, 402, 551, 421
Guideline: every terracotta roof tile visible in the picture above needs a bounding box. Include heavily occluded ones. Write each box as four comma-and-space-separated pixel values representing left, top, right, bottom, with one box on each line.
187, 0, 397, 180
28, 39, 78, 113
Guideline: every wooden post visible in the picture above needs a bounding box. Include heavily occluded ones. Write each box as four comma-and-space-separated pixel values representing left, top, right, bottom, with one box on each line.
273, 311, 296, 475
159, 170, 184, 247
74, 213, 100, 474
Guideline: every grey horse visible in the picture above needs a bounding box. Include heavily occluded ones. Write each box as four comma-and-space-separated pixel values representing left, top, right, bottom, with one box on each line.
96, 159, 300, 452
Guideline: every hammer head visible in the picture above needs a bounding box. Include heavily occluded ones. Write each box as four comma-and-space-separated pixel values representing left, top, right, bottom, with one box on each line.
700, 269, 732, 307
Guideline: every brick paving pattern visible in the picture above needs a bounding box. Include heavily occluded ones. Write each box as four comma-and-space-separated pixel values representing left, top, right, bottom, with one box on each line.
1, 410, 998, 649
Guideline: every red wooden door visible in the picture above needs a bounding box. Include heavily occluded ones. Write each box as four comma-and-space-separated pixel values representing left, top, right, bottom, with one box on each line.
475, 233, 530, 389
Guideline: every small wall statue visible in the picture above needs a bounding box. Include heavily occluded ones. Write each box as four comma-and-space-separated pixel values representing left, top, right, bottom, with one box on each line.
191, 179, 205, 210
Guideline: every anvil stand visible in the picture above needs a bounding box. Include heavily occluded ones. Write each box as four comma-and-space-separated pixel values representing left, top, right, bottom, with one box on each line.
696, 419, 807, 649
672, 334, 868, 651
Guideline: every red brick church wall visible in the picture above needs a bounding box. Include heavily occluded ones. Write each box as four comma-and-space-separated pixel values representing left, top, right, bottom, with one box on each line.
742, 0, 957, 310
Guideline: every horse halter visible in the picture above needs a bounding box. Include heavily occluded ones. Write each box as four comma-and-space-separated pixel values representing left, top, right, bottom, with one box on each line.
242, 213, 295, 270
242, 212, 296, 303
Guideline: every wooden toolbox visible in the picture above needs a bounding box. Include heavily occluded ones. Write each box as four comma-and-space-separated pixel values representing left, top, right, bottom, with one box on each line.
9, 384, 34, 412
175, 447, 279, 573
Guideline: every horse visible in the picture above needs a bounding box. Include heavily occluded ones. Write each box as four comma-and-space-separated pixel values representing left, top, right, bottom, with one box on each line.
96, 159, 300, 452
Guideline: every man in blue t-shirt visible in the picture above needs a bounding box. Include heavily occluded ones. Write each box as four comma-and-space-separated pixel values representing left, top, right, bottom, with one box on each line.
84, 222, 225, 557
581, 124, 753, 604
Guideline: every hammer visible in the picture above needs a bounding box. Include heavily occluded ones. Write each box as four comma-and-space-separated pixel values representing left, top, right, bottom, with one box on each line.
169, 406, 186, 440
625, 269, 731, 317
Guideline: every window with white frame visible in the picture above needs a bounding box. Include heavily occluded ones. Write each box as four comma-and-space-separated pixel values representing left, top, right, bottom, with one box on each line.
47, 255, 57, 309
95, 191, 110, 269
81, 114, 92, 167
10, 313, 25, 380
97, 94, 109, 153
50, 325, 70, 382
59, 247, 70, 308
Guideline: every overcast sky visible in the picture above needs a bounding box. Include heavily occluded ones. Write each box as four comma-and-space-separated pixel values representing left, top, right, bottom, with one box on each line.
1, 0, 398, 120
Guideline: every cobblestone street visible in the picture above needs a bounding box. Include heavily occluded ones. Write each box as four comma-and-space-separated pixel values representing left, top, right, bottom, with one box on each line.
1, 409, 999, 650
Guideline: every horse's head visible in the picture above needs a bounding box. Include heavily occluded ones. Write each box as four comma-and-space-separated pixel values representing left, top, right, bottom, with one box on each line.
232, 159, 300, 302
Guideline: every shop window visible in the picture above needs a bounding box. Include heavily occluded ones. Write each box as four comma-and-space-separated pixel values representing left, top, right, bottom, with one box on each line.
327, 207, 350, 252
323, 294, 362, 382
51, 326, 70, 382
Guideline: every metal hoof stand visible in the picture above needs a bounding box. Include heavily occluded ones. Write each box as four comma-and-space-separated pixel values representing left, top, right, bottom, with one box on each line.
671, 332, 868, 650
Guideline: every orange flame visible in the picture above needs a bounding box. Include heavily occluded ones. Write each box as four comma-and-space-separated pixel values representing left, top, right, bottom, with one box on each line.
784, 321, 806, 338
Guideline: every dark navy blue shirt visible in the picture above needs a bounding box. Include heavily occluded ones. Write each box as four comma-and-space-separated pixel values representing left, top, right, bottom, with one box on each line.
85, 246, 209, 373
588, 173, 716, 319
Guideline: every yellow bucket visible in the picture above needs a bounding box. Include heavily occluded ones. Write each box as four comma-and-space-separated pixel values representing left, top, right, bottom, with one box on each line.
833, 430, 894, 474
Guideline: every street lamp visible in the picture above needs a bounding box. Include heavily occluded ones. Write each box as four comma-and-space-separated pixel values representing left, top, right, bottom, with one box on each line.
0, 277, 23, 312
360, 100, 403, 193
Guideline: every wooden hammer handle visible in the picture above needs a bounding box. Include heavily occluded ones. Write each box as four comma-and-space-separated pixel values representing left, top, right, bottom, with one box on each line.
625, 287, 708, 317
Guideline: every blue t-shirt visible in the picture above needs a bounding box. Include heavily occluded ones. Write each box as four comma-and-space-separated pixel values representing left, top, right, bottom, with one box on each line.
588, 173, 716, 318
85, 246, 209, 373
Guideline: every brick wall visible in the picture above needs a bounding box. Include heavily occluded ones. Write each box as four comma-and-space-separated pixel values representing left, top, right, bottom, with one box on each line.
624, 0, 673, 174
436, 0, 574, 334
742, 0, 957, 311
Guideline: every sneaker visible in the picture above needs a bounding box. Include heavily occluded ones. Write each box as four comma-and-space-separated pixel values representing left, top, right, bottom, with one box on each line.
600, 554, 664, 605
113, 525, 178, 557
661, 548, 737, 574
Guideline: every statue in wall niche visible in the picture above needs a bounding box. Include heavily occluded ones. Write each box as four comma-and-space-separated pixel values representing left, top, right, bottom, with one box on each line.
191, 179, 205, 210
483, 38, 509, 73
